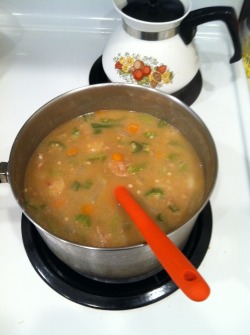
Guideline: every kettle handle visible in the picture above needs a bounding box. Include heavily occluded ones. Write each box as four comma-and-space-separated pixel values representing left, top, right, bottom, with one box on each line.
179, 6, 241, 63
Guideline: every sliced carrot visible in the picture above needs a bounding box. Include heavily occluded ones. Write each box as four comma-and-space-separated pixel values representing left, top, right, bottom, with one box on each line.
82, 203, 94, 215
112, 152, 124, 161
127, 123, 139, 134
155, 151, 164, 159
66, 147, 78, 156
52, 198, 66, 209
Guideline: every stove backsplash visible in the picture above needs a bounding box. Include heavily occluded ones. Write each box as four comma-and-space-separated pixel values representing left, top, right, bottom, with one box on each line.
0, 0, 245, 31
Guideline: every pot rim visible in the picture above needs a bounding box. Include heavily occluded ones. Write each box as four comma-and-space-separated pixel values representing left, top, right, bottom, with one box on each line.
8, 83, 218, 251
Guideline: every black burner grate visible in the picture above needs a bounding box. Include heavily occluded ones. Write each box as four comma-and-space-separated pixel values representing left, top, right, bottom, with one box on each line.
89, 56, 202, 106
21, 202, 212, 310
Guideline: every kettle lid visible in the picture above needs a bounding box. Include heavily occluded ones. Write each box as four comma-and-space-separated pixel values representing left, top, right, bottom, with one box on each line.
122, 0, 185, 23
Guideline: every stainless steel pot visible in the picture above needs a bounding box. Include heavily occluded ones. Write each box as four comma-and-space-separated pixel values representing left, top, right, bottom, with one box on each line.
0, 83, 218, 283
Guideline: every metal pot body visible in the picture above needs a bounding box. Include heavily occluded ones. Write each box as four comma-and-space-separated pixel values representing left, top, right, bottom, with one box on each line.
7, 83, 218, 282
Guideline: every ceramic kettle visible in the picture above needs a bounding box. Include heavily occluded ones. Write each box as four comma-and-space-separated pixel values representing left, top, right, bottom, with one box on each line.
102, 0, 241, 94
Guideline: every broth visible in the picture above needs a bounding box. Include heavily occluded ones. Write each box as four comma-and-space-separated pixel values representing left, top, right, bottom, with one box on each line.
24, 110, 204, 247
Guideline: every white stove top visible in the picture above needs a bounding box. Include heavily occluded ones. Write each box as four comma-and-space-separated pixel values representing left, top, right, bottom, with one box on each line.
1, 1, 250, 334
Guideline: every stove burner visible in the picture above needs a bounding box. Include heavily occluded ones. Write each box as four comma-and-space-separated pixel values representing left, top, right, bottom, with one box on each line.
21, 203, 212, 310
89, 56, 202, 106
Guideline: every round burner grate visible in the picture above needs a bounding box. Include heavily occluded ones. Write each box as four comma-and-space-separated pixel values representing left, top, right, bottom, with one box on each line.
21, 203, 212, 310
89, 56, 202, 106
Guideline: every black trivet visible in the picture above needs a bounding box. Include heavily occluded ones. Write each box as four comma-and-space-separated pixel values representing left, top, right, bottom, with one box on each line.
22, 202, 212, 310
89, 56, 202, 106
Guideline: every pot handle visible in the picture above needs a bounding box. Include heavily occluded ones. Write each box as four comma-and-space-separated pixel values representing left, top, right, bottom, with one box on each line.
0, 162, 9, 183
179, 6, 242, 63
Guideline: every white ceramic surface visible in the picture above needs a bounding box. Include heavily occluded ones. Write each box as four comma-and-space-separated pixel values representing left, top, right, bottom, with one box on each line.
1, 1, 250, 335
102, 24, 199, 94
102, 0, 240, 94
102, 0, 199, 93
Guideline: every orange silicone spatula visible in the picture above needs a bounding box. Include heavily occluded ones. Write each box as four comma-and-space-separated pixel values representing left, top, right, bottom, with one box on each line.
114, 185, 210, 302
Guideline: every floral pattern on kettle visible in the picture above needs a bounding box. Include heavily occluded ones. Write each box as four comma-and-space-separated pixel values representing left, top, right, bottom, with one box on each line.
114, 53, 174, 88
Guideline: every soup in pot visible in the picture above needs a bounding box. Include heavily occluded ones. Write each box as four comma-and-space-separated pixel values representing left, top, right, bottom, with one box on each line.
24, 110, 205, 247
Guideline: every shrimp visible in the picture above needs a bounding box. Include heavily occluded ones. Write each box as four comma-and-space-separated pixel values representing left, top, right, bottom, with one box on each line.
108, 160, 130, 177
46, 178, 65, 196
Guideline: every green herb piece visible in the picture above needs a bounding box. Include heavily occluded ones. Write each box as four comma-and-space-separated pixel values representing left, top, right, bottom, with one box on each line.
127, 164, 145, 174
168, 153, 180, 162
130, 141, 149, 154
123, 222, 132, 231
168, 140, 182, 147
71, 127, 80, 137
81, 180, 93, 189
75, 214, 91, 227
91, 117, 123, 133
142, 143, 150, 152
25, 199, 46, 211
167, 154, 188, 172
110, 215, 121, 233
99, 117, 121, 124
93, 128, 102, 134
91, 122, 118, 129
178, 161, 188, 172
145, 188, 164, 198
48, 141, 65, 149
71, 180, 93, 191
158, 120, 169, 127
130, 141, 150, 153
71, 181, 82, 191
144, 131, 157, 139
91, 122, 119, 134
137, 113, 156, 123
168, 204, 179, 212
130, 141, 143, 153
86, 154, 106, 162
157, 213, 167, 223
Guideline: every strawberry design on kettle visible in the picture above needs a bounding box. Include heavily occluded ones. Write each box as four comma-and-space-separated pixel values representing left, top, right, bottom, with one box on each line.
114, 53, 174, 89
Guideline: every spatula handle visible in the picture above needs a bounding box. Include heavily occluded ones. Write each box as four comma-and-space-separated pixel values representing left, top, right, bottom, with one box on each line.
114, 185, 210, 302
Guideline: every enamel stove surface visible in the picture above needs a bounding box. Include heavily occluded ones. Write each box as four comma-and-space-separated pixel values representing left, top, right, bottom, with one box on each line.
0, 1, 250, 335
